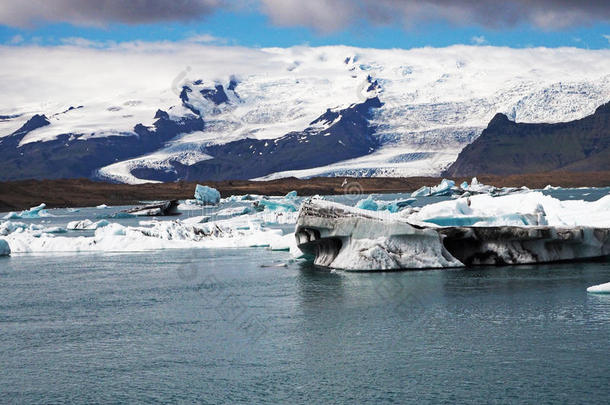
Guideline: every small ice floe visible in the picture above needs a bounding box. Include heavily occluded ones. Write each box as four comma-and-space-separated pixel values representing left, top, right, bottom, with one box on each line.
0, 239, 10, 256
122, 200, 180, 217
67, 219, 110, 230
356, 195, 415, 213
260, 262, 288, 268
587, 282, 610, 294
3, 203, 51, 219
96, 204, 109, 209
194, 184, 221, 206
411, 179, 455, 197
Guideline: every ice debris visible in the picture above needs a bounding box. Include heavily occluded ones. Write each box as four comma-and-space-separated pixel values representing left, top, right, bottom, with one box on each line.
194, 185, 221, 206
96, 204, 109, 209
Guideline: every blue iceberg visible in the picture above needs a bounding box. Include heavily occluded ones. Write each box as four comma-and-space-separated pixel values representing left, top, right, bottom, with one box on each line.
194, 185, 221, 206
0, 239, 10, 256
356, 196, 379, 211
3, 203, 51, 219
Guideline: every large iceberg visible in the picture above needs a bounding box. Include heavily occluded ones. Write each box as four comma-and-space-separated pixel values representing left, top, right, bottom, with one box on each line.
295, 194, 610, 271
0, 239, 10, 256
194, 185, 221, 206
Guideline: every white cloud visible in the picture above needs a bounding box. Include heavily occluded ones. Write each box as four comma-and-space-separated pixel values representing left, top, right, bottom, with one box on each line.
604, 34, 610, 43
7, 34, 24, 45
471, 35, 487, 45
185, 34, 227, 44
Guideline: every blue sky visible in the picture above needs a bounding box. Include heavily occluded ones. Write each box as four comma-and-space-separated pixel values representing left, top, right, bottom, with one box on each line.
1, 5, 610, 49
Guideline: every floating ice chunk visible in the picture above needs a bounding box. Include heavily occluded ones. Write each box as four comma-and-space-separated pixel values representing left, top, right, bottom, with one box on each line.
0, 221, 44, 235
285, 190, 298, 200
0, 239, 10, 256
355, 195, 378, 211
67, 219, 110, 230
380, 198, 416, 213
3, 203, 51, 219
295, 200, 463, 270
255, 198, 298, 213
411, 179, 455, 197
96, 204, 109, 209
295, 198, 610, 270
194, 184, 221, 206
587, 282, 610, 294
215, 206, 252, 217
355, 196, 414, 213
411, 186, 431, 197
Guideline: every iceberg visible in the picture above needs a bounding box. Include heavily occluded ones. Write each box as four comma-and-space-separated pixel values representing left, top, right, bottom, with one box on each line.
355, 196, 415, 213
284, 190, 298, 200
122, 200, 180, 216
411, 179, 455, 197
295, 196, 610, 271
67, 219, 110, 230
355, 196, 379, 211
194, 185, 221, 206
587, 282, 610, 294
3, 203, 51, 219
96, 204, 109, 209
0, 239, 10, 256
3, 214, 289, 254
255, 198, 298, 213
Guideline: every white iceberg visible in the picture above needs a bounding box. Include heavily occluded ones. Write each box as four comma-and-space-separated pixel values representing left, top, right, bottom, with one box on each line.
0, 239, 10, 256
587, 282, 610, 294
194, 185, 221, 206
3, 214, 290, 254
96, 204, 109, 209
409, 192, 610, 228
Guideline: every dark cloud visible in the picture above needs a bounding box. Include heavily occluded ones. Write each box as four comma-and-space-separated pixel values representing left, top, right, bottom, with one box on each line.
1, 0, 609, 30
260, 0, 610, 31
0, 0, 222, 27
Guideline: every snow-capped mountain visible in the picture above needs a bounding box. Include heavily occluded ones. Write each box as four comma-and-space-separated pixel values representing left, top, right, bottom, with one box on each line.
0, 43, 609, 183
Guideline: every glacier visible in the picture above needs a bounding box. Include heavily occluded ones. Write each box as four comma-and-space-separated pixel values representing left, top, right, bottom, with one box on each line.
2, 44, 610, 182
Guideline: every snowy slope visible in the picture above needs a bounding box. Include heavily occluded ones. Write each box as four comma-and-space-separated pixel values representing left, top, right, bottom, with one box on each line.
1, 43, 610, 182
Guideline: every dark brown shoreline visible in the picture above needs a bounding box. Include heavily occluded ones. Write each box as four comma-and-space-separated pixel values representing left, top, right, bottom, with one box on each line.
1, 171, 610, 212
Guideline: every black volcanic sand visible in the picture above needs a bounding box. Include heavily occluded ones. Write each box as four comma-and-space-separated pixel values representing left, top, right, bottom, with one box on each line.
1, 172, 610, 211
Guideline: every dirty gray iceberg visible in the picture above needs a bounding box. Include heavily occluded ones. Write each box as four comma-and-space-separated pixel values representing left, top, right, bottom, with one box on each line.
295, 195, 610, 271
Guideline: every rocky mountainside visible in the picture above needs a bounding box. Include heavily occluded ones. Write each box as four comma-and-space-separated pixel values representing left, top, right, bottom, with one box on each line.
444, 102, 610, 176
1, 44, 610, 182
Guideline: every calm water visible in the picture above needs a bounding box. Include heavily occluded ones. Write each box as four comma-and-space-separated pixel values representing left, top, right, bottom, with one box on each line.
1, 188, 609, 403
1, 250, 609, 403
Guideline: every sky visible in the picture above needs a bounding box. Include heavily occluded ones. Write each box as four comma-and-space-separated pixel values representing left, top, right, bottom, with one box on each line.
0, 1, 610, 49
